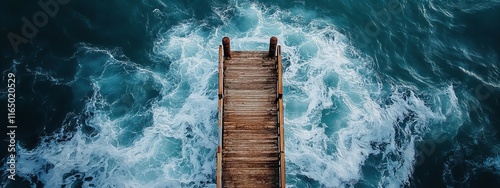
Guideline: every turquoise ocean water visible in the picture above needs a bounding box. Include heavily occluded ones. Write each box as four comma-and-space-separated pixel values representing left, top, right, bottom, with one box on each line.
1, 0, 500, 187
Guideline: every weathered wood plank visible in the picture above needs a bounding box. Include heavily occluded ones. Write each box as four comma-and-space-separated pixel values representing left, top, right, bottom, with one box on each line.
225, 97, 276, 102
223, 111, 277, 115
224, 122, 276, 126
224, 106, 276, 110
223, 145, 278, 151
230, 51, 268, 55
225, 100, 276, 106
223, 162, 280, 168
223, 129, 277, 133
223, 140, 278, 146
223, 169, 278, 175
224, 85, 277, 90
224, 118, 278, 123
223, 134, 278, 140
225, 60, 275, 64
224, 83, 277, 88
223, 156, 278, 162
225, 61, 274, 65
224, 77, 277, 81
224, 97, 277, 101
225, 72, 277, 77
225, 66, 276, 70
223, 125, 277, 129
224, 90, 276, 95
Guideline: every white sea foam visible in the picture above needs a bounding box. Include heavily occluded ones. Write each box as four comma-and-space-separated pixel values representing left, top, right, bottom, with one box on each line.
9, 2, 467, 187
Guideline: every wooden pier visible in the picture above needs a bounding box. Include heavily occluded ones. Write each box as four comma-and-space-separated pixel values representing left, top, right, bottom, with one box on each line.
216, 37, 285, 188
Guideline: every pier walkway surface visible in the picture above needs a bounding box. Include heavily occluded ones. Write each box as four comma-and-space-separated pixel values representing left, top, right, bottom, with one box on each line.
216, 37, 285, 188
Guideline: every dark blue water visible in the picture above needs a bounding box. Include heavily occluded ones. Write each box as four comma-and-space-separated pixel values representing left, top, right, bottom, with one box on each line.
1, 0, 500, 187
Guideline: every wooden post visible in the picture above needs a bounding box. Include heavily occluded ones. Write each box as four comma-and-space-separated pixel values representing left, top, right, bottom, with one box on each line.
268, 36, 278, 58
222, 37, 231, 58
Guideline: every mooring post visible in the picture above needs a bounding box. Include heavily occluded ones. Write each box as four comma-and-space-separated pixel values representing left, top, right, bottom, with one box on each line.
222, 37, 231, 58
268, 36, 278, 58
